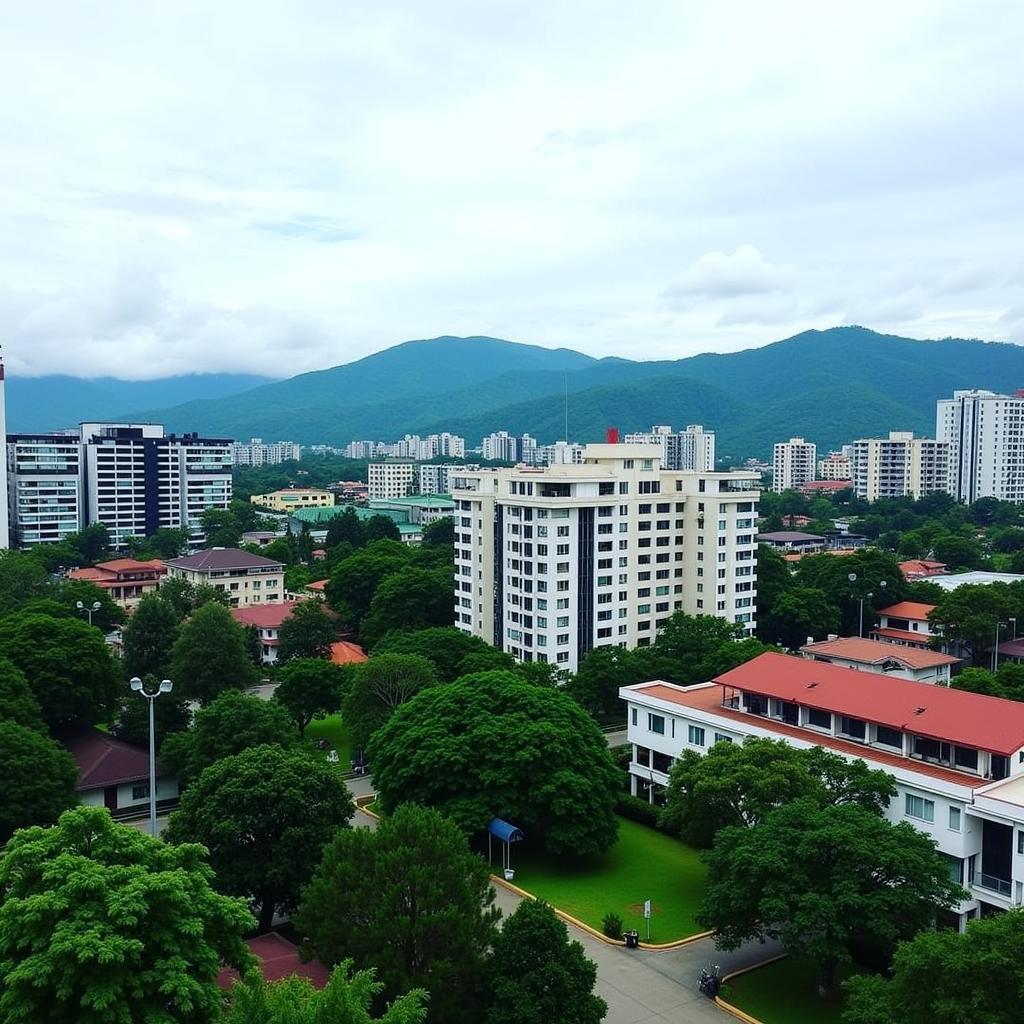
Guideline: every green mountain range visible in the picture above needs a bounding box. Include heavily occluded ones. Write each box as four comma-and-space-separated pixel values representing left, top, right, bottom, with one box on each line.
11, 327, 1024, 459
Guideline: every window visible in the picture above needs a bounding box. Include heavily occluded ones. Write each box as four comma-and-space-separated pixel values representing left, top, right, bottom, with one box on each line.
688, 724, 705, 746
631, 707, 638, 726
954, 746, 979, 771
648, 713, 665, 735
714, 733, 732, 745
905, 794, 935, 823
949, 807, 961, 832
1019, 831, 1024, 855
132, 783, 150, 800
875, 725, 902, 748
840, 716, 866, 741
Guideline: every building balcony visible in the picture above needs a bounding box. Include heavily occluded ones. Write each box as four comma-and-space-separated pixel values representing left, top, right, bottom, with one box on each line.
971, 872, 1013, 899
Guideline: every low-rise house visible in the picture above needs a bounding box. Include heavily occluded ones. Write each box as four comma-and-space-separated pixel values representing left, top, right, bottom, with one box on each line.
250, 488, 335, 513
330, 640, 368, 666
65, 729, 179, 819
800, 635, 959, 684
899, 558, 949, 581
164, 548, 285, 607
231, 601, 298, 664
66, 558, 167, 609
756, 530, 826, 554
622, 650, 1024, 930
871, 601, 939, 649
240, 530, 284, 547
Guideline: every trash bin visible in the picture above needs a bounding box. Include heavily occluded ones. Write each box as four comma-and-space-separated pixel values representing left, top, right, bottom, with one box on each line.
624, 930, 639, 949
503, 868, 515, 881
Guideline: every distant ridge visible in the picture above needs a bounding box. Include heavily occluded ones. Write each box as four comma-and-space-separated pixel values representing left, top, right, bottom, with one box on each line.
11, 327, 1024, 458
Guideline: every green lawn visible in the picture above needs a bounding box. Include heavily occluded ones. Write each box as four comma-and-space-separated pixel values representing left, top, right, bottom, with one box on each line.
724, 957, 861, 1024
511, 817, 707, 942
305, 714, 352, 769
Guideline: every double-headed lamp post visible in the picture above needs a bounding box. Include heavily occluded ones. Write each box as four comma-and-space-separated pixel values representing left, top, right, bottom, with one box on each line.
847, 575, 887, 638
993, 622, 1008, 673
76, 600, 102, 626
130, 676, 173, 836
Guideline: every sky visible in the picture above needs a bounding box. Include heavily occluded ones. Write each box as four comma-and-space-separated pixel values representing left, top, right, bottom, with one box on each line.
2, 1, 1022, 380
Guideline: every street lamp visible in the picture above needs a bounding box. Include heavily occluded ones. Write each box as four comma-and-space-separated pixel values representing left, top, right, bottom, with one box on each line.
76, 600, 102, 626
993, 622, 1008, 674
130, 676, 173, 836
1011, 617, 1018, 643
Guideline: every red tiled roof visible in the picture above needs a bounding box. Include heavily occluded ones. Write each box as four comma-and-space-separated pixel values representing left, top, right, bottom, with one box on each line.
230, 601, 297, 629
306, 579, 328, 592
330, 641, 368, 665
63, 729, 160, 790
800, 637, 958, 669
899, 559, 949, 578
217, 933, 329, 992
628, 682, 987, 789
800, 480, 850, 491
67, 567, 104, 581
877, 601, 937, 619
712, 651, 1024, 755
870, 627, 934, 646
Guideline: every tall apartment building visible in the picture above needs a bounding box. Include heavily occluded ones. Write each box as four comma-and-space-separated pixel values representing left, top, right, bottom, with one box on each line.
772, 437, 817, 493
0, 355, 8, 549
481, 431, 520, 462
419, 463, 480, 495
450, 444, 760, 671
231, 438, 301, 466
6, 423, 232, 550
623, 425, 716, 472
817, 451, 852, 480
534, 441, 585, 466
368, 461, 415, 500
937, 390, 1024, 503
851, 432, 951, 502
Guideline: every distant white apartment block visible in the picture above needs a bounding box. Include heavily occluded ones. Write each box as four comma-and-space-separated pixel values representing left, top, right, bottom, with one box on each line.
851, 432, 951, 502
6, 422, 232, 550
368, 461, 416, 500
481, 431, 521, 462
346, 433, 466, 461
817, 451, 852, 480
451, 443, 760, 672
938, 390, 1024, 504
231, 438, 301, 466
534, 441, 585, 466
418, 463, 479, 495
772, 437, 817, 493
623, 425, 716, 472
0, 355, 9, 549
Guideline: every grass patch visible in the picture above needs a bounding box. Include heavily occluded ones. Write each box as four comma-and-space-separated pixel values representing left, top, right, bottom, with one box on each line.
724, 957, 861, 1024
305, 714, 352, 769
511, 816, 707, 942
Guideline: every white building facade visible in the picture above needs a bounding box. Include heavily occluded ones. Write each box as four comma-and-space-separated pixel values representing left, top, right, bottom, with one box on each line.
0, 357, 10, 549
938, 389, 1024, 504
623, 425, 716, 472
817, 451, 852, 481
451, 444, 760, 671
368, 461, 415, 500
622, 650, 1024, 930
230, 438, 301, 466
851, 431, 951, 502
419, 463, 479, 495
772, 437, 817, 493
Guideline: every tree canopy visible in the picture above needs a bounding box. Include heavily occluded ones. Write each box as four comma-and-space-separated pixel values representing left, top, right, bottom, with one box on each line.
0, 656, 45, 732
169, 601, 259, 703
342, 653, 438, 751
277, 600, 336, 662
0, 806, 254, 1024
165, 744, 353, 932
325, 540, 412, 631
359, 566, 453, 648
297, 804, 499, 1024
273, 658, 347, 735
121, 592, 181, 681
370, 671, 621, 855
0, 721, 78, 842
371, 627, 497, 682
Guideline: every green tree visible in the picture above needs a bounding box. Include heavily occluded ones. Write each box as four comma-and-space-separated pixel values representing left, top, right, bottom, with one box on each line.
54, 579, 124, 634
660, 738, 896, 848
165, 744, 354, 933
755, 543, 795, 620
169, 601, 259, 703
0, 549, 51, 617
121, 592, 182, 680
421, 517, 454, 547
66, 523, 112, 565
0, 721, 78, 842
277, 600, 336, 661
0, 656, 45, 731
843, 908, 1024, 1024
200, 506, 242, 547
325, 540, 412, 629
223, 961, 427, 1024
483, 899, 605, 1024
696, 800, 963, 999
274, 658, 346, 735
364, 516, 401, 543
372, 627, 496, 682
325, 507, 366, 549
359, 565, 453, 647
757, 586, 840, 648
567, 646, 645, 720
0, 613, 119, 730
0, 806, 254, 1024
370, 672, 621, 856
115, 679, 191, 752
932, 533, 984, 571
161, 689, 298, 786
297, 804, 499, 1024
929, 583, 1021, 665
343, 654, 438, 750
142, 526, 190, 559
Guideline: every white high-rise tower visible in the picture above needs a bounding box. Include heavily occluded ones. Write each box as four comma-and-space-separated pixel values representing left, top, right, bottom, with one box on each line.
0, 351, 9, 549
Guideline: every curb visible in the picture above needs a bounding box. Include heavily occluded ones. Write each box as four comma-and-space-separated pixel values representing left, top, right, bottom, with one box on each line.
713, 954, 789, 1024
489, 873, 712, 951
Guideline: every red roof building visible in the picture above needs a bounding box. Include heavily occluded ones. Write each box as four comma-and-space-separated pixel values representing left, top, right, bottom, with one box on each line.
899, 559, 949, 581
330, 641, 369, 666
230, 601, 298, 665
800, 635, 959, 684
217, 933, 329, 993
799, 480, 850, 495
66, 558, 166, 609
870, 601, 939, 650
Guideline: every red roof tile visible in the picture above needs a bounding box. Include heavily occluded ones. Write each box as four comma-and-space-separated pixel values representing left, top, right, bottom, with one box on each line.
877, 601, 937, 619
870, 627, 935, 646
217, 933, 329, 992
230, 602, 298, 629
330, 641, 368, 665
713, 651, 1024, 755
63, 729, 160, 790
800, 637, 958, 669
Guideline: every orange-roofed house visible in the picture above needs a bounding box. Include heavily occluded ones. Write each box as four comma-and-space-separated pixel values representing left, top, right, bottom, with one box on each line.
66, 558, 167, 609
230, 601, 299, 665
870, 601, 940, 650
621, 649, 1024, 930
800, 635, 959, 685
899, 558, 950, 581
330, 641, 368, 666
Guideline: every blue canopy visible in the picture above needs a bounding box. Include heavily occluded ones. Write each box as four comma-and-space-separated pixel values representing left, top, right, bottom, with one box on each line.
487, 818, 525, 843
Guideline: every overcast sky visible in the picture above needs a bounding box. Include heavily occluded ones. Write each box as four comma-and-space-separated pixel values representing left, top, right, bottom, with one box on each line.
2, 1, 1022, 379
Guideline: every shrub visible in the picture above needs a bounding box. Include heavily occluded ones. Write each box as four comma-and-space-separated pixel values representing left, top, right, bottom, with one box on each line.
602, 912, 624, 940
615, 793, 666, 831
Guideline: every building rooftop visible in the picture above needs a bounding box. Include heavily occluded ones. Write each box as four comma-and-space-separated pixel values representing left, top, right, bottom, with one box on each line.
330, 641, 369, 665
927, 571, 1024, 590
217, 933, 328, 992
230, 602, 297, 629
876, 601, 937, 620
164, 548, 284, 572
371, 495, 455, 508
800, 636, 958, 670
871, 627, 934, 645
713, 651, 1024, 755
64, 729, 162, 790
757, 531, 825, 543
68, 558, 166, 580
898, 559, 948, 578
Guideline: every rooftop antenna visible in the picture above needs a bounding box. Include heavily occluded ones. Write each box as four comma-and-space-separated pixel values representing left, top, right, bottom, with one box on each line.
564, 374, 568, 441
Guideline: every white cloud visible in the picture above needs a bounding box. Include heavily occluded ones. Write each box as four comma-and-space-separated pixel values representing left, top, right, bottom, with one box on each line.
0, 1, 1021, 379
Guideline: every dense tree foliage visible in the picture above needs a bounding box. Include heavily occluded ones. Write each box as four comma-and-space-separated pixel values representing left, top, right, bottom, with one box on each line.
421, 516, 454, 547
165, 744, 354, 932
121, 592, 182, 680
370, 671, 621, 855
169, 601, 259, 703
114, 679, 192, 752
0, 550, 51, 618
0, 721, 78, 842
53, 578, 124, 633
0, 806, 254, 1024
360, 565, 453, 647
274, 658, 347, 735
928, 581, 1024, 665
325, 540, 415, 630
371, 627, 497, 682
277, 599, 337, 661
483, 899, 605, 1024
0, 656, 45, 732
297, 804, 499, 1024
697, 800, 963, 999
343, 653, 438, 750
843, 908, 1024, 1024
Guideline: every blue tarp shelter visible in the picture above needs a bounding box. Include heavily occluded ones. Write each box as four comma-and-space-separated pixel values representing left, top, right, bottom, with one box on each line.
487, 818, 525, 879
